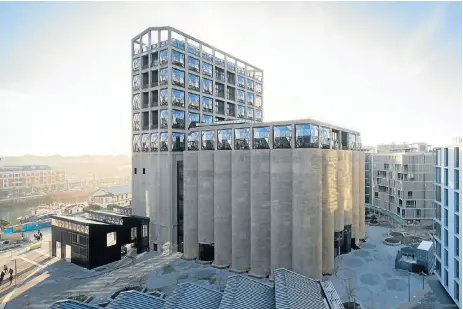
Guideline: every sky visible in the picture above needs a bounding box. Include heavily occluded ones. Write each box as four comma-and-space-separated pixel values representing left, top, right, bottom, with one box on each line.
0, 1, 461, 156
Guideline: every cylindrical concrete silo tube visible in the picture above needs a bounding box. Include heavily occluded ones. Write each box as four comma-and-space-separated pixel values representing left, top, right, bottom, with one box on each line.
231, 151, 251, 273
359, 151, 366, 240
334, 150, 344, 232
198, 151, 214, 260
322, 150, 338, 274
344, 151, 353, 227
270, 149, 293, 277
250, 150, 271, 278
183, 152, 199, 259
292, 148, 323, 280
213, 151, 232, 268
352, 151, 360, 246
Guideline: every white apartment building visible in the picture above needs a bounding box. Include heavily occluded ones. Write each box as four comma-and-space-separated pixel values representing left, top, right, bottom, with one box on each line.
433, 142, 462, 308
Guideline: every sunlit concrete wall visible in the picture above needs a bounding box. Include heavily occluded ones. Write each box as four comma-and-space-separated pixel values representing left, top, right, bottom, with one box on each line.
198, 151, 215, 250
343, 151, 353, 227
352, 151, 360, 245
183, 152, 198, 259
359, 151, 366, 240
334, 151, 345, 232
322, 150, 338, 273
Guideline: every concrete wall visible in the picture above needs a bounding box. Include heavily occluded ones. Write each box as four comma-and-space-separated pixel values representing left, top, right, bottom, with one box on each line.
183, 152, 198, 259
198, 151, 214, 246
292, 149, 322, 280
359, 151, 366, 239
322, 150, 338, 273
352, 151, 360, 245
249, 150, 271, 277
213, 151, 232, 267
343, 151, 353, 226
334, 151, 344, 232
270, 149, 293, 275
231, 151, 251, 272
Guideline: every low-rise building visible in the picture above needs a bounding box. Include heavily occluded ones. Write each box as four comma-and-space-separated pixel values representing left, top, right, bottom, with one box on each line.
89, 184, 132, 208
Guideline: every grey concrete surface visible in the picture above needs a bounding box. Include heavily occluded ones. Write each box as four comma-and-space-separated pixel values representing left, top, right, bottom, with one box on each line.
343, 151, 353, 226
183, 152, 198, 259
322, 150, 337, 273
198, 151, 214, 245
334, 150, 345, 232
359, 151, 366, 240
352, 151, 360, 245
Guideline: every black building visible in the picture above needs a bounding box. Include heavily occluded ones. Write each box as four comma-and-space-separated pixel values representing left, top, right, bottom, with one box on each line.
51, 211, 149, 270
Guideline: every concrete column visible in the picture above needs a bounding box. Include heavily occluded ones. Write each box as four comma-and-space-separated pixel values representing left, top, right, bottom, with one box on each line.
250, 150, 271, 278
334, 151, 344, 232
352, 151, 360, 245
359, 151, 366, 240
231, 151, 251, 272
343, 151, 353, 227
292, 148, 322, 280
183, 152, 198, 259
322, 150, 338, 273
213, 151, 232, 268
198, 151, 214, 246
270, 149, 293, 276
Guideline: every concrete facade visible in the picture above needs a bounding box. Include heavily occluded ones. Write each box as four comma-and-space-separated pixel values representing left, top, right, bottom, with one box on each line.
322, 150, 338, 273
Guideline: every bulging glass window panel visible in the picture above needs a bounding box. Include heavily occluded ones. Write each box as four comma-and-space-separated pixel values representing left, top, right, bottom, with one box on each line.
356, 135, 362, 150
142, 134, 150, 152
160, 133, 169, 151
320, 127, 331, 149
172, 69, 185, 87
237, 75, 245, 88
133, 113, 141, 131
237, 90, 245, 103
202, 97, 213, 113
247, 92, 254, 105
253, 127, 271, 149
256, 82, 262, 94
159, 88, 168, 106
187, 39, 200, 57
202, 45, 213, 62
237, 104, 245, 118
160, 110, 169, 129
171, 32, 185, 50
201, 130, 216, 150
132, 75, 141, 90
172, 133, 185, 152
132, 58, 141, 71
151, 133, 159, 151
188, 74, 200, 91
255, 72, 263, 82
132, 94, 141, 110
274, 125, 292, 149
234, 128, 250, 150
247, 107, 254, 120
347, 133, 356, 150
202, 78, 213, 95
160, 68, 169, 86
188, 93, 200, 110
218, 129, 232, 150
255, 109, 263, 121
202, 62, 213, 77
172, 110, 185, 129
188, 56, 200, 73
172, 89, 185, 107
172, 50, 185, 67
160, 49, 168, 66
255, 96, 262, 108
202, 114, 213, 124
188, 112, 199, 128
188, 131, 200, 151
295, 124, 319, 148
227, 57, 236, 71
133, 135, 141, 152
215, 51, 225, 67
247, 79, 254, 91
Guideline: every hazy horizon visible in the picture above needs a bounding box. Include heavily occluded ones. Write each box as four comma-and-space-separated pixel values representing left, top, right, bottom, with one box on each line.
0, 1, 461, 156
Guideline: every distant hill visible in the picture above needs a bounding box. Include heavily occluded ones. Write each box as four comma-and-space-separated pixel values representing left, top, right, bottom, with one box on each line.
0, 155, 131, 179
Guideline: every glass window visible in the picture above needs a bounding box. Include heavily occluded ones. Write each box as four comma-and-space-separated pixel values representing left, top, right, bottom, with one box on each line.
201, 130, 215, 150
159, 49, 168, 66
150, 133, 159, 151
187, 131, 200, 151
455, 192, 459, 212
247, 92, 254, 105
455, 147, 460, 168
172, 89, 185, 107
172, 133, 185, 152
106, 232, 116, 247
142, 134, 150, 152
237, 105, 245, 118
171, 33, 185, 50
237, 89, 245, 103
172, 110, 185, 129
444, 169, 448, 186
455, 236, 460, 256
455, 170, 460, 190
159, 88, 168, 106
188, 93, 200, 110
202, 114, 213, 124
132, 75, 140, 91
218, 129, 232, 150
445, 189, 448, 207
254, 127, 270, 149
132, 135, 140, 152
215, 100, 225, 115
132, 57, 141, 71
203, 78, 213, 95
348, 133, 356, 150
215, 52, 225, 67
444, 148, 448, 167
202, 62, 213, 77
133, 113, 141, 131
158, 68, 168, 86
355, 135, 362, 150
188, 112, 199, 128
172, 69, 184, 87
202, 45, 213, 62
187, 40, 200, 57
274, 125, 292, 149
227, 103, 235, 117
132, 94, 141, 110
256, 82, 262, 94
171, 50, 185, 67
436, 167, 442, 184
188, 74, 200, 91
227, 60, 236, 71
320, 127, 330, 149
246, 78, 254, 91
247, 107, 254, 120
202, 97, 213, 113
295, 124, 319, 148
235, 128, 250, 150
188, 56, 200, 73
237, 75, 245, 88
255, 110, 262, 121
255, 96, 262, 108
160, 110, 168, 129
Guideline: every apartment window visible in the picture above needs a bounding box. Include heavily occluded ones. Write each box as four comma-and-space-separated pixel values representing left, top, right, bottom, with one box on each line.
408, 191, 412, 198
455, 282, 460, 301
375, 192, 378, 198
436, 202, 441, 220
134, 168, 137, 175
444, 169, 448, 187
436, 167, 441, 184
274, 125, 292, 149
416, 209, 421, 217
444, 249, 449, 267
142, 225, 148, 237
131, 227, 137, 241
436, 222, 442, 240
107, 232, 117, 247
187, 132, 200, 151
444, 269, 448, 287
455, 215, 460, 235
172, 133, 185, 152
444, 189, 448, 207
445, 229, 448, 247
455, 170, 460, 190
142, 168, 146, 175
253, 127, 271, 149
201, 130, 216, 150
456, 192, 460, 212
217, 129, 232, 150
445, 209, 449, 227
455, 147, 460, 168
